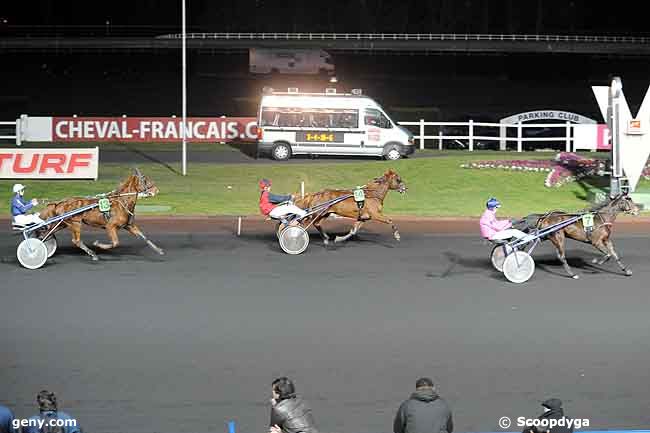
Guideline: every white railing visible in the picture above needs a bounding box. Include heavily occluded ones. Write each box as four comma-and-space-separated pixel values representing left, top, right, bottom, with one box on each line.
156, 32, 650, 44
398, 119, 576, 152
0, 120, 20, 145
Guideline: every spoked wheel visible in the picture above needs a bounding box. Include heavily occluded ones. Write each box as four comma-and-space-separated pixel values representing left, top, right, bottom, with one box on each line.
278, 225, 309, 255
42, 235, 58, 258
503, 251, 535, 284
490, 243, 513, 272
17, 238, 48, 269
276, 222, 286, 239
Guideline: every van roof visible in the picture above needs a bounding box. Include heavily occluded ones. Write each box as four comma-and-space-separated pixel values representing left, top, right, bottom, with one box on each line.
261, 93, 379, 110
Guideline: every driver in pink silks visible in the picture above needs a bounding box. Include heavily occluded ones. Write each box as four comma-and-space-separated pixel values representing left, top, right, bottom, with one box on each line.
480, 198, 529, 241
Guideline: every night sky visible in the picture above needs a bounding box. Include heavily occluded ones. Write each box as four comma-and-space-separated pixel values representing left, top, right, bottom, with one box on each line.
1, 0, 648, 35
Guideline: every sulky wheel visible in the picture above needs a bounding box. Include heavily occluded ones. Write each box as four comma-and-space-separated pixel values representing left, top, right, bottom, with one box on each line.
17, 238, 48, 270
503, 250, 535, 284
490, 243, 513, 272
278, 225, 309, 255
276, 222, 287, 239
42, 235, 58, 258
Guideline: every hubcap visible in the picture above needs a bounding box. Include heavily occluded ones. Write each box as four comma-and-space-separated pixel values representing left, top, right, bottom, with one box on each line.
275, 146, 289, 159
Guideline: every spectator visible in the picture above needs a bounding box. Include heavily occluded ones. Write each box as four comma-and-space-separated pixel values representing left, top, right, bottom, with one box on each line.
24, 390, 81, 433
393, 377, 453, 433
269, 377, 318, 433
523, 398, 573, 433
0, 404, 15, 433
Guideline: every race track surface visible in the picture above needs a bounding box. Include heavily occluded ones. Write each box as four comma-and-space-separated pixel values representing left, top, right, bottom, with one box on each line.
2, 227, 650, 433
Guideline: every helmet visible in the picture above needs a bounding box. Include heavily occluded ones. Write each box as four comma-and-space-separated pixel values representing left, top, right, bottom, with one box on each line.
259, 178, 271, 190
12, 183, 25, 194
486, 197, 501, 209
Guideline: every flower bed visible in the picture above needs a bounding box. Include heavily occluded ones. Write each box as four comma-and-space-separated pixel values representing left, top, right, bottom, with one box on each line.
461, 152, 650, 188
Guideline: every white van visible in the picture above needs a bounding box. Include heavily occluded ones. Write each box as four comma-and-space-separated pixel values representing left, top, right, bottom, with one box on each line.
256, 91, 415, 160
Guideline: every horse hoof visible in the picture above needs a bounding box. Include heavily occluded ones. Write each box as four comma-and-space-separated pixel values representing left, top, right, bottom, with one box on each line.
571, 274, 580, 280
334, 236, 344, 243
591, 257, 599, 264
91, 256, 99, 261
625, 269, 633, 276
323, 239, 329, 246
158, 249, 166, 256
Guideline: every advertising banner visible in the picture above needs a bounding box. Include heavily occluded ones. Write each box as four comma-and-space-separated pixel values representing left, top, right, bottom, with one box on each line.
0, 148, 98, 179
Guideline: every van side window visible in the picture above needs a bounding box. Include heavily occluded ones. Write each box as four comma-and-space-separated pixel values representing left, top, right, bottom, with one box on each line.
332, 110, 358, 128
364, 109, 392, 129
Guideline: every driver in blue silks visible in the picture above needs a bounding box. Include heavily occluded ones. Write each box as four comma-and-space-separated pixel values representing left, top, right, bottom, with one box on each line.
11, 184, 44, 225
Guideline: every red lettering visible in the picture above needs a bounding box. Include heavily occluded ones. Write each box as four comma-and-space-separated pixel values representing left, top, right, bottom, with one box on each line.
67, 153, 92, 173
13, 154, 39, 173
39, 154, 66, 174
0, 153, 12, 169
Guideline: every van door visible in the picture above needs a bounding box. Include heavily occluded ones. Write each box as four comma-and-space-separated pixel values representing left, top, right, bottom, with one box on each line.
363, 108, 394, 155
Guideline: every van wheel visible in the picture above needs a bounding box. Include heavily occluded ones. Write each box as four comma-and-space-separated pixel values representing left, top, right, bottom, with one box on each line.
385, 147, 402, 161
272, 143, 292, 161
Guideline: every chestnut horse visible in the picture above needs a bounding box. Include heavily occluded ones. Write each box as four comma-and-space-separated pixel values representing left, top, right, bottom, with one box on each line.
536, 194, 639, 279
294, 169, 407, 245
39, 168, 165, 261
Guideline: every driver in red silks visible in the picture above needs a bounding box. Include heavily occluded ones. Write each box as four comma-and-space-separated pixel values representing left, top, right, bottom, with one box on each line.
259, 179, 307, 219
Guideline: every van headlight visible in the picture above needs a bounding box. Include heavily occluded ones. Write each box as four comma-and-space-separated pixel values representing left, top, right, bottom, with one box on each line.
408, 137, 414, 145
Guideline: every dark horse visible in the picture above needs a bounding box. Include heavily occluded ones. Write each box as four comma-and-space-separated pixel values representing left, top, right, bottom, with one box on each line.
293, 169, 407, 244
39, 168, 165, 261
535, 194, 639, 279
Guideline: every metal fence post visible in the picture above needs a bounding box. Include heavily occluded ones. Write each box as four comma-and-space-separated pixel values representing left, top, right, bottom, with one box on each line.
438, 131, 443, 150
565, 121, 571, 152
15, 118, 21, 146
517, 122, 523, 152
468, 119, 474, 152
419, 119, 425, 150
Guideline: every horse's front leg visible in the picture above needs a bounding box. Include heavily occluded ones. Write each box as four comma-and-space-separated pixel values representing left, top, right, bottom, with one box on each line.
604, 238, 632, 276
69, 222, 99, 261
591, 239, 611, 265
125, 224, 165, 255
93, 224, 120, 250
368, 213, 401, 241
334, 220, 364, 243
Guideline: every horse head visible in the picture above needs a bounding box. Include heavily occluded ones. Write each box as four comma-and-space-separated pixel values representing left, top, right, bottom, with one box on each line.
613, 194, 640, 216
383, 169, 407, 194
131, 168, 160, 198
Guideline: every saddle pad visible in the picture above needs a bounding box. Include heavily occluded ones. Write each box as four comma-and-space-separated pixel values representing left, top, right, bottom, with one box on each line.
582, 213, 595, 229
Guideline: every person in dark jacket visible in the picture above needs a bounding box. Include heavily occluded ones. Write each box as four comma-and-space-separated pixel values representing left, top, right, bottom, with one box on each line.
269, 377, 318, 433
523, 398, 573, 433
0, 404, 16, 433
394, 377, 453, 433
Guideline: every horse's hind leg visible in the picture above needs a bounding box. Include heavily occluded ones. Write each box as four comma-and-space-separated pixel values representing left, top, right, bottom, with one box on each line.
125, 224, 165, 255
334, 221, 364, 243
93, 224, 120, 250
69, 222, 99, 261
549, 232, 578, 279
604, 238, 632, 276
313, 218, 331, 245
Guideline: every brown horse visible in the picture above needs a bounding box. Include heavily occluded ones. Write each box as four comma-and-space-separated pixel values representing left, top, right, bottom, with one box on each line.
38, 168, 165, 261
293, 169, 407, 245
536, 194, 639, 279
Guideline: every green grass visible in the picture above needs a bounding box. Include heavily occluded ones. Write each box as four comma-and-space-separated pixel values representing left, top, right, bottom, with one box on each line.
1, 151, 645, 217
